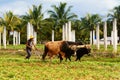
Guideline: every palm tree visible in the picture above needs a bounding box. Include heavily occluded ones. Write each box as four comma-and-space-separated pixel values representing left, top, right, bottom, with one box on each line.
40, 18, 55, 41
81, 13, 102, 44
72, 19, 89, 43
48, 2, 77, 40
1, 11, 21, 45
14, 18, 25, 44
48, 2, 77, 25
108, 5, 120, 42
22, 4, 44, 43
3, 11, 20, 30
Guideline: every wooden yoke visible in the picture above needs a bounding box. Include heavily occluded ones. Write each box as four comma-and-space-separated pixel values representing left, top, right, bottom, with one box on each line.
69, 44, 91, 50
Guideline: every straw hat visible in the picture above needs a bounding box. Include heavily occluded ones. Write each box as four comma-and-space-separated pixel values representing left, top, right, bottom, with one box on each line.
30, 35, 34, 39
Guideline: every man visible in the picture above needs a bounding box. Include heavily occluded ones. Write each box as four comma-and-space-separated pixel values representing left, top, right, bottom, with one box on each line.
25, 35, 37, 59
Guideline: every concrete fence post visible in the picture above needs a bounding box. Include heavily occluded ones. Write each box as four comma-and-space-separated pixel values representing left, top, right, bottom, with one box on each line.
104, 21, 107, 50
96, 24, 100, 50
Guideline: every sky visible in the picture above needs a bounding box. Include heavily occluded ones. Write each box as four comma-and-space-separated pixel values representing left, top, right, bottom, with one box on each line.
0, 0, 119, 19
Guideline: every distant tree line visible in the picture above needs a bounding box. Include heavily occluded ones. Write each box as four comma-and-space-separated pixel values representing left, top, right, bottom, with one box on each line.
0, 2, 120, 44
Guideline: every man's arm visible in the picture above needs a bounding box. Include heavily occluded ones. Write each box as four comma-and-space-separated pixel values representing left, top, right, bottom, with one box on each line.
26, 42, 32, 49
32, 42, 38, 50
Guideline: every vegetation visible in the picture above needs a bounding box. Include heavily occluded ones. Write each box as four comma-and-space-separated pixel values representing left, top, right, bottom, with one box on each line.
79, 14, 102, 43
48, 2, 77, 40
0, 45, 120, 80
0, 2, 120, 43
108, 5, 120, 42
0, 11, 21, 44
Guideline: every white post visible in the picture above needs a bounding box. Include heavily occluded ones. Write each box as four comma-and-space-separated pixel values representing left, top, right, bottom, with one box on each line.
113, 18, 117, 53
13, 31, 15, 45
30, 24, 34, 36
0, 32, 1, 49
52, 30, 54, 42
96, 24, 100, 50
27, 22, 31, 40
90, 31, 93, 45
62, 25, 65, 40
65, 23, 68, 41
68, 21, 71, 41
104, 21, 107, 50
3, 26, 6, 49
71, 30, 75, 42
34, 31, 37, 44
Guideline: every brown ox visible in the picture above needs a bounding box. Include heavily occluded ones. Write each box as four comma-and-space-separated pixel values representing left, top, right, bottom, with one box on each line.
42, 41, 66, 62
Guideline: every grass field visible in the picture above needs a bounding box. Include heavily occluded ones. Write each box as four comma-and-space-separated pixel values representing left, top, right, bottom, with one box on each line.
0, 44, 120, 80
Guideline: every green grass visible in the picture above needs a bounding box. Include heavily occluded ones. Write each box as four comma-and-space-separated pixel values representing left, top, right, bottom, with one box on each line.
0, 44, 120, 80
0, 44, 44, 50
0, 55, 120, 80
92, 45, 120, 53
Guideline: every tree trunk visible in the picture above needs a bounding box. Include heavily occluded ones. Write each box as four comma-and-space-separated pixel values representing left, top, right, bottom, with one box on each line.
16, 31, 18, 45
18, 32, 20, 45
90, 31, 92, 45
7, 30, 10, 45
118, 35, 120, 43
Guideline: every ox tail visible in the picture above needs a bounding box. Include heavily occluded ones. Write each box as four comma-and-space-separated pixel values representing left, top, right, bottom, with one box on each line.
42, 45, 48, 61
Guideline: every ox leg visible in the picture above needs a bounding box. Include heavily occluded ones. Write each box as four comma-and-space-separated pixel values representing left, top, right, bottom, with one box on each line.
75, 58, 81, 61
47, 53, 53, 63
42, 46, 48, 61
42, 52, 47, 61
65, 56, 71, 61
75, 56, 82, 61
68, 56, 71, 61
75, 58, 78, 61
59, 54, 63, 63
49, 56, 52, 63
67, 53, 72, 61
65, 57, 68, 61
75, 57, 79, 61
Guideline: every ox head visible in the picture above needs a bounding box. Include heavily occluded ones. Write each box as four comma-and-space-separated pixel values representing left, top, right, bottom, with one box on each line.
76, 44, 91, 55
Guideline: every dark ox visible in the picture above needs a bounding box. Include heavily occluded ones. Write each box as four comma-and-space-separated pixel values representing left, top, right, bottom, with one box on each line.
42, 41, 83, 62
64, 45, 91, 61
75, 46, 91, 61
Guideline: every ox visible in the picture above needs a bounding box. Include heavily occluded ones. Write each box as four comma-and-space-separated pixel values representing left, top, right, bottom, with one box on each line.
61, 41, 83, 61
75, 45, 91, 61
42, 41, 65, 62
42, 41, 83, 62
64, 44, 91, 61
